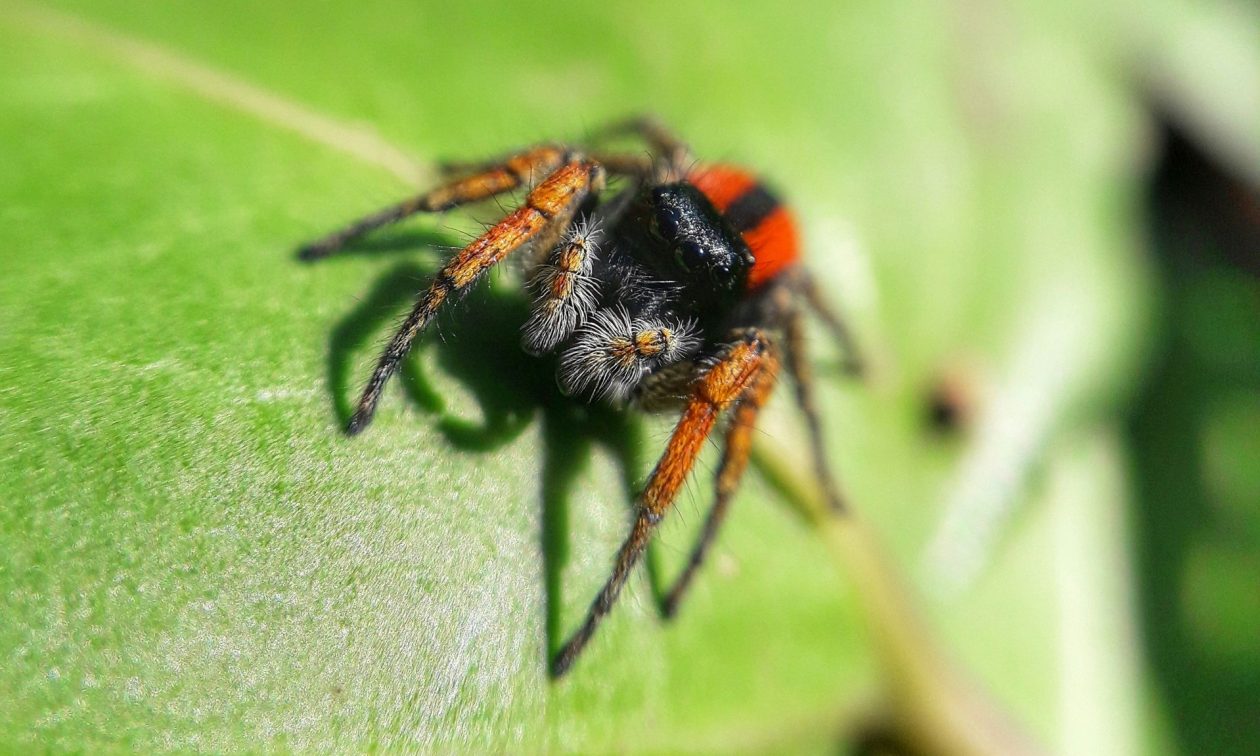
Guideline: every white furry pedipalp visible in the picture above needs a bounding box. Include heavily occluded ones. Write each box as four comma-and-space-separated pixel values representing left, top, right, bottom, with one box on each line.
520, 218, 603, 355
558, 306, 701, 402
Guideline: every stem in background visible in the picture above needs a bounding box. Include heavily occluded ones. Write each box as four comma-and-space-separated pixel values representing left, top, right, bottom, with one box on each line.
750, 443, 1041, 756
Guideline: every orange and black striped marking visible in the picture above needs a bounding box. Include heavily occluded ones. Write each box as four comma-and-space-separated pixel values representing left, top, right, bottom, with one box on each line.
689, 165, 801, 290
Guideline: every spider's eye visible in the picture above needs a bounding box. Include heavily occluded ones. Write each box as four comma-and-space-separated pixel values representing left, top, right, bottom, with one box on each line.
654, 205, 682, 241
674, 239, 707, 272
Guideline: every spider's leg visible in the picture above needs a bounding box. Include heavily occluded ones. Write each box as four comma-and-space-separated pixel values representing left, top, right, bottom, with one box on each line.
590, 114, 693, 170
798, 271, 865, 377
784, 304, 847, 512
299, 145, 570, 260
434, 156, 502, 177
443, 148, 655, 183
551, 330, 775, 678
585, 153, 664, 181
519, 185, 640, 355
660, 354, 778, 618
557, 308, 702, 403
346, 160, 605, 435
521, 218, 602, 355
585, 115, 694, 183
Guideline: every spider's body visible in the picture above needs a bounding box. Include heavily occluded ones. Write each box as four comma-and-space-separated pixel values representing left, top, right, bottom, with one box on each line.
530, 165, 798, 404
300, 118, 862, 678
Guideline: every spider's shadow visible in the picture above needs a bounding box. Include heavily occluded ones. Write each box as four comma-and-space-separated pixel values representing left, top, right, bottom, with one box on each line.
320, 233, 669, 663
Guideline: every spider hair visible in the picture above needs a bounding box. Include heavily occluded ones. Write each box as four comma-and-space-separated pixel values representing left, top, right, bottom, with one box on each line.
521, 217, 603, 355
558, 306, 701, 402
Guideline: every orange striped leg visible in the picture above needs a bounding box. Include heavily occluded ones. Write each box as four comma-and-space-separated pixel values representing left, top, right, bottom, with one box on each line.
346, 160, 606, 435
299, 145, 570, 260
661, 355, 778, 618
449, 152, 661, 186
550, 330, 776, 678
784, 307, 847, 512
446, 151, 659, 183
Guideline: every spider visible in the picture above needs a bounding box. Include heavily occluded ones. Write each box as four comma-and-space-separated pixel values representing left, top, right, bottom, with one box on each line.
300, 117, 863, 678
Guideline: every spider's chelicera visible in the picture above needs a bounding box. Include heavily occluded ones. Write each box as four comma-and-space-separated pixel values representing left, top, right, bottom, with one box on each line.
300, 117, 863, 678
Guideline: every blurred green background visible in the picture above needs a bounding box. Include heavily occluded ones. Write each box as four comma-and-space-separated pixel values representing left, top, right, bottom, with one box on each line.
1, 1, 1257, 752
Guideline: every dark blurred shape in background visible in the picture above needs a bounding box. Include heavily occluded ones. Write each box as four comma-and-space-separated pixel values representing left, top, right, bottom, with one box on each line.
1130, 117, 1260, 755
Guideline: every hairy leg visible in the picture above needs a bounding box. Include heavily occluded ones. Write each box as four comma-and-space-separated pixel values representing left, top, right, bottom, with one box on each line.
586, 115, 694, 183
299, 145, 571, 260
557, 307, 702, 403
346, 160, 605, 435
784, 306, 847, 512
591, 115, 693, 169
435, 116, 690, 190
551, 329, 775, 678
519, 183, 642, 356
798, 271, 865, 377
660, 351, 779, 618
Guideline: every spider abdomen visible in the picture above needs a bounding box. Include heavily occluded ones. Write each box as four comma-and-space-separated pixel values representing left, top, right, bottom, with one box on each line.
688, 165, 801, 291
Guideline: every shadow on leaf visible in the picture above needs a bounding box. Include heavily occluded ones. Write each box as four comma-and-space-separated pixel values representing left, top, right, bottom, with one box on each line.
321, 239, 671, 665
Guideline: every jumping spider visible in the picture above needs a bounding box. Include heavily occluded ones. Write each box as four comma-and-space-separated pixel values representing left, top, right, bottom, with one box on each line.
300, 117, 863, 678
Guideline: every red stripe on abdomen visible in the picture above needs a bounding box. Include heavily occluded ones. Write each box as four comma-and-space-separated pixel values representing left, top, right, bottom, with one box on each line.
742, 207, 799, 289
688, 165, 759, 212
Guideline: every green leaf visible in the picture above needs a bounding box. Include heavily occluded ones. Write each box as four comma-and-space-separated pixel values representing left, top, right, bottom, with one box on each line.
2, 0, 1255, 751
